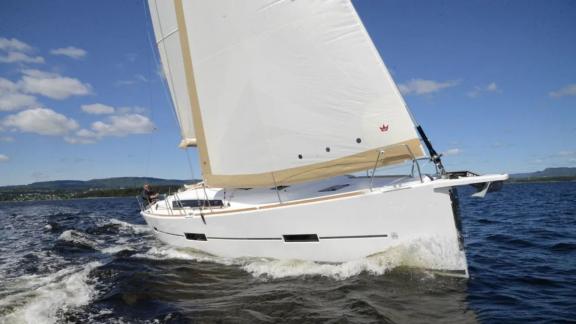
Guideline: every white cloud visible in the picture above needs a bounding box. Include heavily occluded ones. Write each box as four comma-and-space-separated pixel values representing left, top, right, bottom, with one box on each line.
0, 154, 9, 162
557, 150, 576, 157
0, 37, 32, 52
116, 106, 147, 114
0, 37, 44, 64
50, 46, 87, 59
2, 108, 79, 135
19, 69, 92, 99
398, 79, 459, 96
64, 135, 96, 144
0, 77, 39, 111
487, 82, 498, 91
0, 51, 44, 64
444, 148, 462, 156
156, 65, 165, 80
63, 113, 155, 144
64, 128, 99, 144
467, 82, 500, 98
0, 136, 14, 142
549, 84, 576, 98
91, 114, 155, 137
0, 77, 18, 93
0, 92, 39, 111
81, 103, 115, 115
115, 74, 148, 87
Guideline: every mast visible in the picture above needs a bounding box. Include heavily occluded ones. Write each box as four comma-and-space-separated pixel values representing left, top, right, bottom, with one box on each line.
416, 125, 446, 175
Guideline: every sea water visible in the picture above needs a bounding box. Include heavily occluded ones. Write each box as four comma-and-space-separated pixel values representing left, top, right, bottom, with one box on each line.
0, 182, 574, 323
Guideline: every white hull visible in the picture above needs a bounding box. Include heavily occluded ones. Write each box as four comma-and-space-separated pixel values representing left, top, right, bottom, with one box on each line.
140, 174, 507, 277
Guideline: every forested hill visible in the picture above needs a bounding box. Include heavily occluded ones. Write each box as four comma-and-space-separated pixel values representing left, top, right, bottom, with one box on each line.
510, 167, 576, 182
0, 177, 195, 191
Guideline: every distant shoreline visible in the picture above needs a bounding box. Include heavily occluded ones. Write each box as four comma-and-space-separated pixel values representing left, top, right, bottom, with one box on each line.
0, 184, 183, 203
507, 177, 576, 184
0, 195, 132, 204
507, 180, 576, 185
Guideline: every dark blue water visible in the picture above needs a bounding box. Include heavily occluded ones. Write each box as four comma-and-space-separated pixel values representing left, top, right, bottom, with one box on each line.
0, 182, 574, 323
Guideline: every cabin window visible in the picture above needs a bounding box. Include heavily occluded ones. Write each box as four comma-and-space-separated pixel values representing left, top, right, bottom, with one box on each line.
283, 234, 319, 242
184, 233, 207, 241
318, 184, 350, 192
173, 199, 224, 209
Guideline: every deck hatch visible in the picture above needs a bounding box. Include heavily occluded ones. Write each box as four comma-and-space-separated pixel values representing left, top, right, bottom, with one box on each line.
318, 184, 350, 192
184, 233, 207, 241
270, 185, 290, 191
283, 234, 319, 242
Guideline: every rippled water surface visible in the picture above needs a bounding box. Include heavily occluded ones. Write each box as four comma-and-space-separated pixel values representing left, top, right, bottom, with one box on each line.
0, 182, 574, 323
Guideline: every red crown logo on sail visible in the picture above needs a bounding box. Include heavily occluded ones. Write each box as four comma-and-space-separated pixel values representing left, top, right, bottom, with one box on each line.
379, 124, 389, 132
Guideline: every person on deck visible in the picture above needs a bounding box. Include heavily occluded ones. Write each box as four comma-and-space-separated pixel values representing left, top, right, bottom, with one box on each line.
142, 184, 159, 206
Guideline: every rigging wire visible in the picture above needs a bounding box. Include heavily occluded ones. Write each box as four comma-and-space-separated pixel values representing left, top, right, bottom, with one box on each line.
141, 0, 156, 179
185, 149, 196, 181
186, 149, 202, 202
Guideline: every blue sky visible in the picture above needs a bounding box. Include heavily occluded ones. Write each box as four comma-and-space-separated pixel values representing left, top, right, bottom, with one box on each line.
0, 0, 575, 186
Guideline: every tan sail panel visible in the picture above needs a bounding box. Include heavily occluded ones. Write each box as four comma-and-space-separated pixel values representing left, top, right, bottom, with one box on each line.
205, 139, 423, 188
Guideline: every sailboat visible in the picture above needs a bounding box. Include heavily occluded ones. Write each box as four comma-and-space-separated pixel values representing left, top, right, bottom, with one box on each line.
142, 0, 508, 277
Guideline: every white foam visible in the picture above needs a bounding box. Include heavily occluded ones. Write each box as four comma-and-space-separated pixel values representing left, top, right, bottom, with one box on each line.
0, 261, 101, 324
108, 218, 151, 234
132, 246, 234, 264
131, 236, 466, 280
101, 245, 135, 255
242, 236, 466, 280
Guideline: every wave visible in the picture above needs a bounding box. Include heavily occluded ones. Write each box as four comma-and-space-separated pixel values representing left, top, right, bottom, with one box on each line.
132, 245, 234, 264
107, 218, 151, 234
56, 230, 102, 251
100, 245, 136, 255
0, 261, 101, 324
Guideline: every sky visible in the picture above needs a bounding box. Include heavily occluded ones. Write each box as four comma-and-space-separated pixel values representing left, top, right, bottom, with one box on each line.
0, 0, 575, 186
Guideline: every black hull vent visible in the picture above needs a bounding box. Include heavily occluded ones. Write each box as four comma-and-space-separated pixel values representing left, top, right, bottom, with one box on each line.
283, 234, 319, 242
185, 233, 207, 241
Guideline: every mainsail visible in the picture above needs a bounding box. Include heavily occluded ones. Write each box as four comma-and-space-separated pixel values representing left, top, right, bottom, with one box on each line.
149, 0, 425, 188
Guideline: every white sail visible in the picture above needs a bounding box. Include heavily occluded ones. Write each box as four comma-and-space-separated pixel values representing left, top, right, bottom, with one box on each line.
148, 0, 196, 147
155, 0, 425, 187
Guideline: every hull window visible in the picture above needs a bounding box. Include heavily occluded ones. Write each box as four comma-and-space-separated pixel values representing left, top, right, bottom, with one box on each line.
283, 234, 319, 242
184, 233, 207, 241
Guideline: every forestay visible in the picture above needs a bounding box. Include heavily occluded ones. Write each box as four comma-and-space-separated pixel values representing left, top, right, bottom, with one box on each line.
152, 0, 425, 187
149, 0, 197, 148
